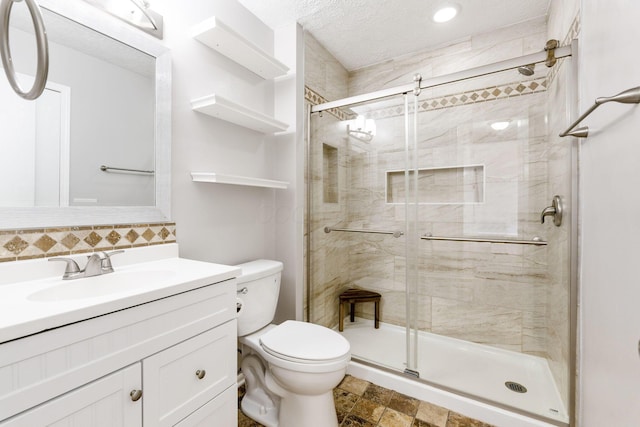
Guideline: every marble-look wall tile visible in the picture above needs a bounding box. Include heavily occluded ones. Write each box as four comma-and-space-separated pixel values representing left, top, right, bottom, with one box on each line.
431, 298, 523, 351
305, 32, 349, 102
349, 17, 547, 97
548, 0, 580, 43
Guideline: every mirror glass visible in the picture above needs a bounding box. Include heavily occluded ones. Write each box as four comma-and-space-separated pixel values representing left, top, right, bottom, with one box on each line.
1, 4, 158, 209
0, 1, 170, 229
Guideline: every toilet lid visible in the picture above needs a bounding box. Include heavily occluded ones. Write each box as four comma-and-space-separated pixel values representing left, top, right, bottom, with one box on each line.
259, 320, 350, 363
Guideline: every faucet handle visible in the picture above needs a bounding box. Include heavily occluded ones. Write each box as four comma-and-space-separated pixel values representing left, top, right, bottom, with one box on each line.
48, 257, 81, 279
540, 195, 563, 226
100, 250, 124, 272
104, 250, 125, 258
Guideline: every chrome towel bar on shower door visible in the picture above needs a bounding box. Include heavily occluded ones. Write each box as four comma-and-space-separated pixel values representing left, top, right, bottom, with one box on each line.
0, 0, 49, 100
420, 233, 547, 246
324, 226, 404, 238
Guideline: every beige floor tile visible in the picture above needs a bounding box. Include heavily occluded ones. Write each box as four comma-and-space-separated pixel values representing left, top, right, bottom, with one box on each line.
416, 401, 449, 426
349, 397, 386, 424
362, 383, 394, 406
446, 411, 495, 427
339, 375, 371, 396
378, 408, 413, 427
387, 391, 420, 417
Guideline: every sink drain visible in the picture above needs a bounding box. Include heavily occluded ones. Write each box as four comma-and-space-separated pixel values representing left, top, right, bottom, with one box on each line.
505, 381, 527, 393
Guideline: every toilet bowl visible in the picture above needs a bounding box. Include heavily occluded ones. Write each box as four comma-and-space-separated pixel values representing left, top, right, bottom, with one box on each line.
235, 260, 351, 427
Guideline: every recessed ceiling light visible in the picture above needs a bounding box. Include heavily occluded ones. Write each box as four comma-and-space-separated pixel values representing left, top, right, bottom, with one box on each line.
490, 121, 510, 131
433, 5, 458, 23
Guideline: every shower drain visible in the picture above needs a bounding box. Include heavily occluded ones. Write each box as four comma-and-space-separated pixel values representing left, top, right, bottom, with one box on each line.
505, 381, 527, 393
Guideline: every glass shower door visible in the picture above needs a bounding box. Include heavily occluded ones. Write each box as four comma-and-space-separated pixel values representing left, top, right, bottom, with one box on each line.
308, 93, 416, 374
407, 65, 572, 423
308, 55, 573, 423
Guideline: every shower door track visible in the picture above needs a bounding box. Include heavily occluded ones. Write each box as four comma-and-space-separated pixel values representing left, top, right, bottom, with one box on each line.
311, 45, 572, 113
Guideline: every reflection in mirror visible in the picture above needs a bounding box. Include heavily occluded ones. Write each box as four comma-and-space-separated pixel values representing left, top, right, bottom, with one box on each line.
0, 0, 170, 229
1, 5, 155, 207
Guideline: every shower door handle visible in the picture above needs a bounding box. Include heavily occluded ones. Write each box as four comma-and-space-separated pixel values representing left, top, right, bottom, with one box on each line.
541, 195, 562, 226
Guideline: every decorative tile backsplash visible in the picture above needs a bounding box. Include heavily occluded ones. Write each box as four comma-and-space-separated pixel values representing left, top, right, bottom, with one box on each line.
0, 222, 176, 263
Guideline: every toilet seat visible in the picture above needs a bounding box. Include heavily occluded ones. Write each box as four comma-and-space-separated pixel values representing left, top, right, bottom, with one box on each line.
260, 320, 350, 364
240, 321, 351, 373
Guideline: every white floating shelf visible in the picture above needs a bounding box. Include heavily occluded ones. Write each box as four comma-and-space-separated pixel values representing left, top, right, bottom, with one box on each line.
191, 172, 289, 189
191, 94, 289, 133
191, 16, 289, 80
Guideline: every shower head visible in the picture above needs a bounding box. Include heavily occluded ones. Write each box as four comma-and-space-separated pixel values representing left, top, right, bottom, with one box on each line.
517, 64, 535, 76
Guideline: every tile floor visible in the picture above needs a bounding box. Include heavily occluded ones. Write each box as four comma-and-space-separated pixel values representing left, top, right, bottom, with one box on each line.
238, 375, 495, 427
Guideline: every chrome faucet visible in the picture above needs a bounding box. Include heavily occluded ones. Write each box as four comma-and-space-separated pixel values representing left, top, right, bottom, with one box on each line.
49, 250, 124, 280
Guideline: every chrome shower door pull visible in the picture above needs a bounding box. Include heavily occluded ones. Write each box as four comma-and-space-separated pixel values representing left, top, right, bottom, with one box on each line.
541, 195, 563, 226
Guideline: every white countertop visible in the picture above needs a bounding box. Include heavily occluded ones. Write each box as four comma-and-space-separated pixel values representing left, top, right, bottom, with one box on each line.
0, 244, 240, 344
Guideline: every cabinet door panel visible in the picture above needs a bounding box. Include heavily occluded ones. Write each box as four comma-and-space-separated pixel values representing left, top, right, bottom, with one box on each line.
1, 364, 141, 427
143, 321, 236, 427
175, 386, 237, 427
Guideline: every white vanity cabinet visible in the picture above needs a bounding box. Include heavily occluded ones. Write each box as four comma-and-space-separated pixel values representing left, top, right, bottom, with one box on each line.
1, 364, 142, 426
0, 277, 238, 427
143, 322, 236, 426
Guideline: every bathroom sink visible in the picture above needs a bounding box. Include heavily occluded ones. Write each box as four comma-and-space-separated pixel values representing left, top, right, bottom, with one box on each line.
28, 270, 176, 301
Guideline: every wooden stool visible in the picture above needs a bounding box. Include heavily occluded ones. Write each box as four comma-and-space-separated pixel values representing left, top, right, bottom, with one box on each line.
338, 288, 381, 332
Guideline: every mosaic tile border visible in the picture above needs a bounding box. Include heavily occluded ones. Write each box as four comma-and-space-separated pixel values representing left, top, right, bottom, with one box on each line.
0, 222, 177, 263
306, 76, 548, 123
361, 77, 548, 121
305, 86, 354, 121
562, 12, 581, 47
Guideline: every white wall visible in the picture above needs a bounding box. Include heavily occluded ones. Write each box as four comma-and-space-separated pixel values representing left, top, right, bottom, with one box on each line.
579, 1, 640, 425
273, 23, 305, 322
161, 0, 275, 265
158, 0, 303, 322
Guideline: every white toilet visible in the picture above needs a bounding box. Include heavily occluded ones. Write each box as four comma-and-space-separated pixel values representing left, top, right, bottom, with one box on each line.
236, 259, 351, 427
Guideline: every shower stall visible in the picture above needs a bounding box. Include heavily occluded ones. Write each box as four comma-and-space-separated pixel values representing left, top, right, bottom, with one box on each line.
306, 44, 576, 425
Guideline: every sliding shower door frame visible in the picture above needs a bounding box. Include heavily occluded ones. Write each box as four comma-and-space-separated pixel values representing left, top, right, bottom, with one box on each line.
311, 46, 572, 114
306, 42, 579, 426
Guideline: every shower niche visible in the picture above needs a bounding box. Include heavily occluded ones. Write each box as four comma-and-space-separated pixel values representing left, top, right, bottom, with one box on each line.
322, 144, 339, 204
385, 164, 485, 204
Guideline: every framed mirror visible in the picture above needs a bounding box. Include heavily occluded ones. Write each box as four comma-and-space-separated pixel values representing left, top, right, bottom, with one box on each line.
0, 0, 170, 228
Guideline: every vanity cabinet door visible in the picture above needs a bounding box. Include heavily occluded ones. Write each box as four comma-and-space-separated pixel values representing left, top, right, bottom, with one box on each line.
142, 320, 236, 427
0, 364, 142, 427
174, 386, 237, 427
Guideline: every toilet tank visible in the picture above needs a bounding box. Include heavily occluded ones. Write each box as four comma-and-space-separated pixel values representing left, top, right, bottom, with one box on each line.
235, 259, 283, 337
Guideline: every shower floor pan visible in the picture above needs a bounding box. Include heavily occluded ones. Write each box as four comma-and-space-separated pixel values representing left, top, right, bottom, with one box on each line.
339, 317, 568, 424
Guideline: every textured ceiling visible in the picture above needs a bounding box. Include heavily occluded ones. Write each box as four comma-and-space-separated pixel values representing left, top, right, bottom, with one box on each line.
238, 0, 551, 71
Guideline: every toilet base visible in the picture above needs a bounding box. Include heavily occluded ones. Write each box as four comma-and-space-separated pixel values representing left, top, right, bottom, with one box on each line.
242, 384, 338, 427
240, 354, 342, 427
265, 365, 343, 427
276, 388, 339, 427
241, 355, 280, 427
241, 395, 279, 427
